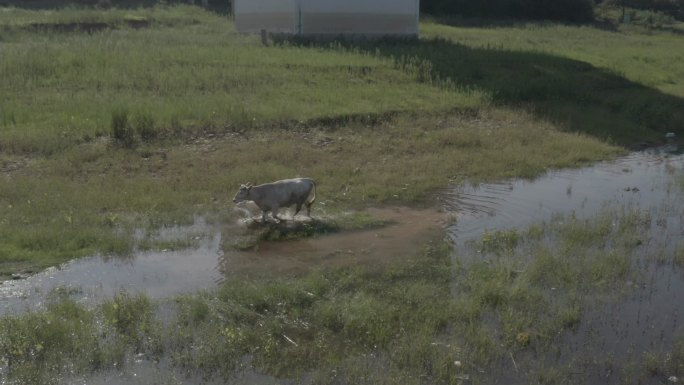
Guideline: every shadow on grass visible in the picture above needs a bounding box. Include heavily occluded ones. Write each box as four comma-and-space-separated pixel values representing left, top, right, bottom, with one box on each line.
284, 34, 684, 148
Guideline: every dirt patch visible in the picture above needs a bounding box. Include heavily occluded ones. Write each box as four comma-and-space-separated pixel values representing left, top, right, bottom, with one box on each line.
219, 207, 446, 277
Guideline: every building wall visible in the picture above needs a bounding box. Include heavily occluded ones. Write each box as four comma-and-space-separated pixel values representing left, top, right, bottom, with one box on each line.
234, 0, 298, 34
234, 0, 419, 37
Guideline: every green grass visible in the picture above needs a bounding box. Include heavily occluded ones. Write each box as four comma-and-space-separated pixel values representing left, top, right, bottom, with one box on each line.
0, 5, 474, 155
1, 5, 683, 275
396, 23, 684, 144
0, 292, 157, 385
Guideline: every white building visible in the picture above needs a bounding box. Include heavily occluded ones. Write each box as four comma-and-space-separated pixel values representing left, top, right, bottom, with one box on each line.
234, 0, 420, 37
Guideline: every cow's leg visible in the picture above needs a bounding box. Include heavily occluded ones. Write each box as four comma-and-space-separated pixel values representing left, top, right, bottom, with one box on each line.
271, 207, 283, 222
294, 203, 302, 217
261, 210, 268, 223
305, 202, 313, 217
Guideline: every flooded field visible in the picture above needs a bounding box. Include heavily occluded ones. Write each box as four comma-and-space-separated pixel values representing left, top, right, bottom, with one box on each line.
445, 146, 684, 384
2, 147, 684, 384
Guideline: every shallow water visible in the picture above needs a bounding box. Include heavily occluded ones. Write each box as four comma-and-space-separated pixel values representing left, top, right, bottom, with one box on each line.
443, 146, 684, 245
441, 146, 684, 384
0, 233, 225, 315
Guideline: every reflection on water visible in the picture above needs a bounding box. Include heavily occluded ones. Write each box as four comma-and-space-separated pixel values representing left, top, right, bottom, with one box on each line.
443, 147, 684, 245
0, 233, 225, 316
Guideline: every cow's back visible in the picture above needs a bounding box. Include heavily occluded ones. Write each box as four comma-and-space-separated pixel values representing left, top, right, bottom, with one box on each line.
254, 178, 314, 207
274, 178, 314, 204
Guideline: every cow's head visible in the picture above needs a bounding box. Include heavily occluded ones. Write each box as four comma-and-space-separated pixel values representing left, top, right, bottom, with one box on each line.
232, 183, 252, 203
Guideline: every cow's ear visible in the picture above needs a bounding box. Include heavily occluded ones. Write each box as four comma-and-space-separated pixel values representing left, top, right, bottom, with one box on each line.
247, 185, 253, 191
246, 182, 253, 187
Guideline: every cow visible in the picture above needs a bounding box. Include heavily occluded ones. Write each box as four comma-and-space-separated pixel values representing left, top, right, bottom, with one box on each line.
232, 178, 316, 222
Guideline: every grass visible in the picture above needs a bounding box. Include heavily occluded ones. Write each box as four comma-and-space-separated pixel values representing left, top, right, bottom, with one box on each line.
2, 207, 683, 384
3, 4, 684, 274
396, 23, 684, 144
0, 109, 620, 276
0, 292, 157, 385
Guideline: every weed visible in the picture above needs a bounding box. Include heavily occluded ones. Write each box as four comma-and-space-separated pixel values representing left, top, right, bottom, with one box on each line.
110, 108, 136, 148
133, 110, 157, 143
674, 247, 684, 269
480, 229, 519, 254
101, 291, 159, 353
0, 300, 100, 384
1, 6, 684, 382
644, 351, 660, 375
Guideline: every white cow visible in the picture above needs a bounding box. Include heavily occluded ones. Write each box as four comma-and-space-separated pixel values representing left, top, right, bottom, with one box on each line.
233, 178, 316, 222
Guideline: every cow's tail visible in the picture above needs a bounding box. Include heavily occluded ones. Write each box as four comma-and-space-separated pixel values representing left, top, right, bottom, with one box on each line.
307, 179, 317, 206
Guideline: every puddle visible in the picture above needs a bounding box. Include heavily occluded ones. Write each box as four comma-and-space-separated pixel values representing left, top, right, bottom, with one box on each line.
0, 207, 444, 316
0, 234, 225, 316
442, 147, 684, 245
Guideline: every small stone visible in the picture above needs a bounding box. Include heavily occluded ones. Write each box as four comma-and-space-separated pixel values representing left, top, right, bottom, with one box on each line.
454, 360, 462, 367
669, 376, 679, 383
